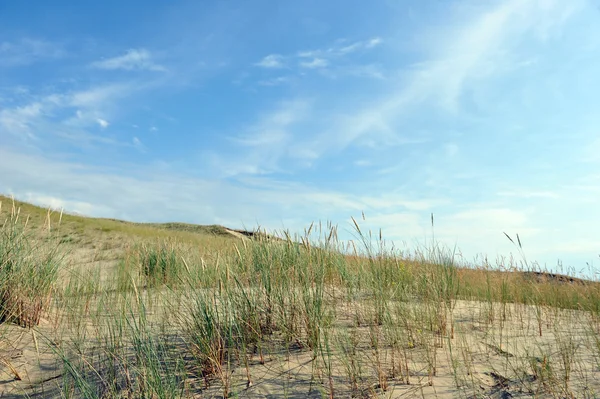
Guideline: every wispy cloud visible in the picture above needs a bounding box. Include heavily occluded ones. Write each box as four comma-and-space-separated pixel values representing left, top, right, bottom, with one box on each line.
91, 49, 166, 72
338, 37, 382, 54
0, 38, 64, 67
132, 136, 147, 152
1, 83, 136, 150
0, 102, 45, 139
366, 37, 382, 48
253, 36, 382, 77
207, 1, 591, 185
209, 99, 313, 176
61, 84, 132, 131
67, 84, 132, 109
405, 1, 581, 111
221, 0, 592, 218
308, 0, 583, 157
299, 58, 328, 69
255, 54, 285, 68
298, 37, 383, 58
0, 148, 407, 229
232, 99, 310, 147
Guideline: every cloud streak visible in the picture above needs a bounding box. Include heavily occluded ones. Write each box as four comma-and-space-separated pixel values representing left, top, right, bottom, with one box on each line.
298, 37, 383, 58
253, 36, 382, 75
91, 49, 166, 72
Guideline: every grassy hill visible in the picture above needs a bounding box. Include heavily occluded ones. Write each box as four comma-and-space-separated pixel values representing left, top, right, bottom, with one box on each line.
0, 194, 250, 240
1, 194, 600, 398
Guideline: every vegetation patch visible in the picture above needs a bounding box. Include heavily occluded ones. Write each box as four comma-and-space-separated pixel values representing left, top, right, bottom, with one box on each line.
0, 200, 62, 328
2, 196, 600, 399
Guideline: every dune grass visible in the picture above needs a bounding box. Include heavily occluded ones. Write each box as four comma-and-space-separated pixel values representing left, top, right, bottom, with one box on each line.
0, 201, 63, 328
2, 196, 600, 398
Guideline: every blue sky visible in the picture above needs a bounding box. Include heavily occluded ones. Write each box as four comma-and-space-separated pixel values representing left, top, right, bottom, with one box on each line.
1, 0, 600, 273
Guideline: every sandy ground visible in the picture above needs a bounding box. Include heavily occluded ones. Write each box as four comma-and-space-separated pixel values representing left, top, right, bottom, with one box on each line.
2, 296, 600, 399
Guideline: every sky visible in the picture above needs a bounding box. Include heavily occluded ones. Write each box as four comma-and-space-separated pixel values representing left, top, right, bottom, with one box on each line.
1, 0, 600, 274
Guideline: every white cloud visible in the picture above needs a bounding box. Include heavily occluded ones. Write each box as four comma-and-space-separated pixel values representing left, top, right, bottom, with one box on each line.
15, 193, 101, 217
338, 37, 382, 54
337, 43, 362, 55
300, 58, 328, 69
0, 83, 137, 149
91, 49, 166, 72
60, 85, 131, 130
301, 37, 383, 57
68, 84, 131, 109
254, 36, 381, 77
255, 54, 285, 68
65, 108, 112, 131
366, 37, 382, 48
297, 50, 318, 58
